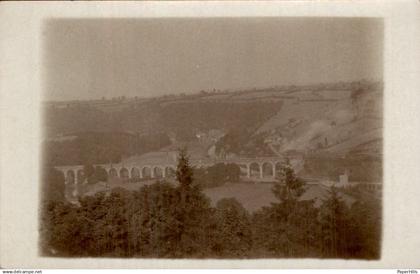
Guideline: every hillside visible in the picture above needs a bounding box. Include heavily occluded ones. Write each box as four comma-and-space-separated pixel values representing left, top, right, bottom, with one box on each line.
43, 80, 383, 181
254, 81, 383, 156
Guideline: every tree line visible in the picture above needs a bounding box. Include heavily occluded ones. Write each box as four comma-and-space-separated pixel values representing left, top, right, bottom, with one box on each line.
40, 150, 381, 259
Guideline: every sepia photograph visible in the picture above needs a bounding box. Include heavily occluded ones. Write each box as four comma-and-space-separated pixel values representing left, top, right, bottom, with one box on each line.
40, 17, 383, 259
1, 0, 420, 270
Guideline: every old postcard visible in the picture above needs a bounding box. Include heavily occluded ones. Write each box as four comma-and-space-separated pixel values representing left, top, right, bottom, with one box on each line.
0, 0, 419, 269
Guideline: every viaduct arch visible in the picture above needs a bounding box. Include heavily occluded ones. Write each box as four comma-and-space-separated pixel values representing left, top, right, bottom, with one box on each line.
56, 156, 286, 185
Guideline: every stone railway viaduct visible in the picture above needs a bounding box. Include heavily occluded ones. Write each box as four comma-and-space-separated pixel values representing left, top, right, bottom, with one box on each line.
56, 157, 287, 185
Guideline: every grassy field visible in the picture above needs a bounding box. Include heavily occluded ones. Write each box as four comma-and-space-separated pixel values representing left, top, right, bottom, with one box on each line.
203, 182, 355, 212
77, 180, 356, 213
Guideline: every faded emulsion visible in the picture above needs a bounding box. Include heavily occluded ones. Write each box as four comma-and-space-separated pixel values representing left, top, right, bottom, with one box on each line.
40, 17, 383, 259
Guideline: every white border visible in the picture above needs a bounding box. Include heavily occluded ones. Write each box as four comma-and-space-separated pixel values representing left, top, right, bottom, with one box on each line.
1, 0, 420, 269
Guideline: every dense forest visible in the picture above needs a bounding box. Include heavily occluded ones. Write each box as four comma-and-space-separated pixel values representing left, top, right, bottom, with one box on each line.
40, 150, 381, 259
43, 100, 281, 166
42, 132, 171, 166
44, 101, 280, 139
157, 101, 280, 142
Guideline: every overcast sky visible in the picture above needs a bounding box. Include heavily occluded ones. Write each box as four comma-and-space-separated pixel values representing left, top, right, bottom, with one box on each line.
44, 18, 383, 101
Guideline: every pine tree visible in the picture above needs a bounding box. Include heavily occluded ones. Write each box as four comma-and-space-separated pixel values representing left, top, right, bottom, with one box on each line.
272, 159, 305, 204
172, 148, 212, 257
253, 159, 320, 257
176, 147, 194, 191
346, 193, 382, 259
319, 187, 349, 258
213, 198, 253, 258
